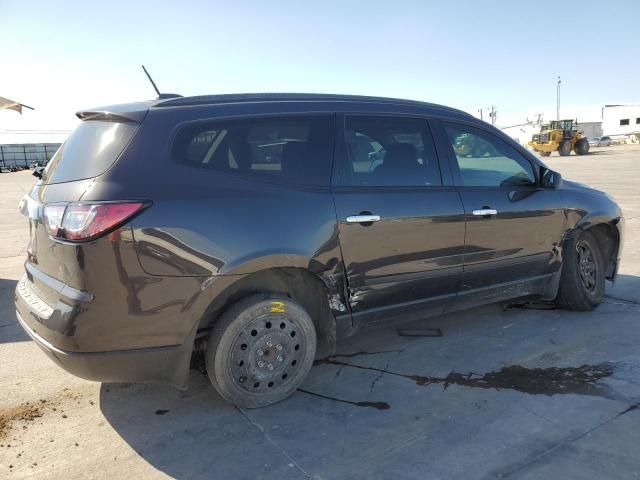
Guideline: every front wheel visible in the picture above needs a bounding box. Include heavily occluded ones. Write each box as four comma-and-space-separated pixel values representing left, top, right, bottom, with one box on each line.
557, 231, 605, 310
206, 295, 317, 408
558, 141, 572, 156
539, 151, 551, 157
575, 138, 590, 155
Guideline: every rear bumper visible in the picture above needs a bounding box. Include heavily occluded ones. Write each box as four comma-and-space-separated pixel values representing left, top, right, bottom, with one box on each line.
15, 276, 195, 389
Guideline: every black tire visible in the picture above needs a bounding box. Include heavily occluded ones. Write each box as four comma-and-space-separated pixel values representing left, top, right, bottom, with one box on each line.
558, 141, 572, 156
575, 138, 590, 155
539, 151, 551, 157
557, 231, 605, 311
205, 295, 317, 408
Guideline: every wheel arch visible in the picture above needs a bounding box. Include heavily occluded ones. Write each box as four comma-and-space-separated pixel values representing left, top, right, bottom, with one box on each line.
196, 267, 348, 359
563, 217, 622, 280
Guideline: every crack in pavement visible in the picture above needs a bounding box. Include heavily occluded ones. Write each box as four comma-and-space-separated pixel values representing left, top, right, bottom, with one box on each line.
314, 349, 404, 365
604, 294, 640, 306
369, 349, 406, 393
234, 406, 312, 478
297, 389, 390, 411
491, 401, 640, 479
369, 362, 389, 394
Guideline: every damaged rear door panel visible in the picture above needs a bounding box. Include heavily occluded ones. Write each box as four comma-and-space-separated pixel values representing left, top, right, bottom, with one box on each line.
331, 113, 466, 327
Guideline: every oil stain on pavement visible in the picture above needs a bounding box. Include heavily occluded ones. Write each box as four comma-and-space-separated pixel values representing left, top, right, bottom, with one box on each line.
313, 352, 617, 405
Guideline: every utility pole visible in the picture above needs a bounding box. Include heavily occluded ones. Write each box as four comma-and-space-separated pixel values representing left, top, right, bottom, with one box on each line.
489, 105, 497, 126
556, 76, 561, 121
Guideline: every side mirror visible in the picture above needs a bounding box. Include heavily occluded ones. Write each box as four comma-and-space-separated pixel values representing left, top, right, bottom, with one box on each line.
540, 167, 562, 188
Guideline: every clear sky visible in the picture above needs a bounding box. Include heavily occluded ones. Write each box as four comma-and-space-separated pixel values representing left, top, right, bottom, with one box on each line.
1, 0, 638, 141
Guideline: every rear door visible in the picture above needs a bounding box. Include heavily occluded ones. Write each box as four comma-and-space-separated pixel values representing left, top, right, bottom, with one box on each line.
332, 114, 466, 326
435, 120, 565, 298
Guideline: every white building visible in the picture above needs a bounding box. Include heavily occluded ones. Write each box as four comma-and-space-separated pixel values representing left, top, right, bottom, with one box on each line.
575, 121, 602, 140
602, 104, 640, 140
500, 124, 540, 148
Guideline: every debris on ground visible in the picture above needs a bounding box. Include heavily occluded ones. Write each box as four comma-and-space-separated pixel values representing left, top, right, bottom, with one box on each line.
0, 401, 46, 439
397, 327, 443, 337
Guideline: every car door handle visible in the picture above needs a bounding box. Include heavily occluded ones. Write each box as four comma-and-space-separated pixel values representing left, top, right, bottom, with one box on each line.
346, 215, 381, 223
472, 208, 498, 216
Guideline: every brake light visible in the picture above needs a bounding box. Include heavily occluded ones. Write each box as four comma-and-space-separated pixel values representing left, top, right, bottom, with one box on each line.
42, 202, 146, 241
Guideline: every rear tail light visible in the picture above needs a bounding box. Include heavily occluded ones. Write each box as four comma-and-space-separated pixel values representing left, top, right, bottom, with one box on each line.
42, 202, 147, 241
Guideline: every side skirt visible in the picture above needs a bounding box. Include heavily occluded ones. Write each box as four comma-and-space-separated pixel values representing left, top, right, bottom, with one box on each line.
335, 274, 555, 340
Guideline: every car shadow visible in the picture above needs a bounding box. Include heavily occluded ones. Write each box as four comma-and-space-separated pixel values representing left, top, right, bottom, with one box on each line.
606, 273, 640, 304
0, 277, 29, 344
98, 372, 308, 479
98, 274, 640, 479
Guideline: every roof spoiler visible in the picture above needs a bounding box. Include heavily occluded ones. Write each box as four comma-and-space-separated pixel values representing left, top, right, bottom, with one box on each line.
76, 106, 148, 124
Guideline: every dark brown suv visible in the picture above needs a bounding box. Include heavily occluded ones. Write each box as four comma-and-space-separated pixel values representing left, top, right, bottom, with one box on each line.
16, 94, 624, 407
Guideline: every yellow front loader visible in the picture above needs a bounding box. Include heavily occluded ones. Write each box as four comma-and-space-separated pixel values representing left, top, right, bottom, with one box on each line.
528, 119, 590, 157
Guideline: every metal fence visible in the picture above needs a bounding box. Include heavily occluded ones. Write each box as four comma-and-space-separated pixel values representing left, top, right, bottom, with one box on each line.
0, 143, 61, 170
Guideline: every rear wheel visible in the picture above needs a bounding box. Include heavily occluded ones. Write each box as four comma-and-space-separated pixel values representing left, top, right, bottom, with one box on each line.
575, 138, 590, 155
206, 295, 317, 408
558, 141, 572, 156
557, 231, 605, 311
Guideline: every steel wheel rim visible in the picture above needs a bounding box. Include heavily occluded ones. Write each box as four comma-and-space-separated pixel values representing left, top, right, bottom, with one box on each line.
228, 314, 305, 394
577, 241, 598, 294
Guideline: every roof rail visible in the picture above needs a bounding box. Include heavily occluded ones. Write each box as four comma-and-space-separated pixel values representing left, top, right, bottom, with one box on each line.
154, 92, 469, 116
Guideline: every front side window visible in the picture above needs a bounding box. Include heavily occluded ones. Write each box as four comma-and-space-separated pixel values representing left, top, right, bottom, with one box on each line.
443, 122, 535, 187
338, 115, 442, 187
172, 115, 334, 186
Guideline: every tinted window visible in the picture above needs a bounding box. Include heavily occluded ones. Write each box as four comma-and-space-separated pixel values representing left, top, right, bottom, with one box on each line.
173, 115, 334, 186
443, 123, 535, 187
337, 115, 442, 187
41, 121, 138, 185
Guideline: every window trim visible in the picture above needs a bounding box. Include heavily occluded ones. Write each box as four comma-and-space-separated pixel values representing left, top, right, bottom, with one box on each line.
433, 118, 540, 189
331, 112, 448, 189
168, 112, 336, 190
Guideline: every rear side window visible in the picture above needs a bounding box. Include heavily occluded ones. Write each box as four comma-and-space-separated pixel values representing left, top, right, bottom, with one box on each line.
41, 121, 138, 184
172, 115, 334, 187
336, 115, 442, 187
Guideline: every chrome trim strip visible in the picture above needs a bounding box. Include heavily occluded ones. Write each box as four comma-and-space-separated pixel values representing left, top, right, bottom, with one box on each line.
25, 263, 94, 302
346, 215, 381, 223
472, 209, 498, 216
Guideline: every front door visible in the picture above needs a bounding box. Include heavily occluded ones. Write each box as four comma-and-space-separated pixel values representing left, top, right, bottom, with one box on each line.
332, 114, 466, 326
436, 120, 565, 300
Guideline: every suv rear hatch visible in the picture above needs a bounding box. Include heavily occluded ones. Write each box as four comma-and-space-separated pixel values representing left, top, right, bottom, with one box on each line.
21, 104, 148, 289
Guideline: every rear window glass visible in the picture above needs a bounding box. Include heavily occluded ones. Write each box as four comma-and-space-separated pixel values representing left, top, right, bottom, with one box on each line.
41, 121, 138, 184
172, 115, 334, 186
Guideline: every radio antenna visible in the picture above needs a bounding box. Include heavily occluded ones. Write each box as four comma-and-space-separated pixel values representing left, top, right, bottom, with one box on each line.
142, 65, 161, 97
